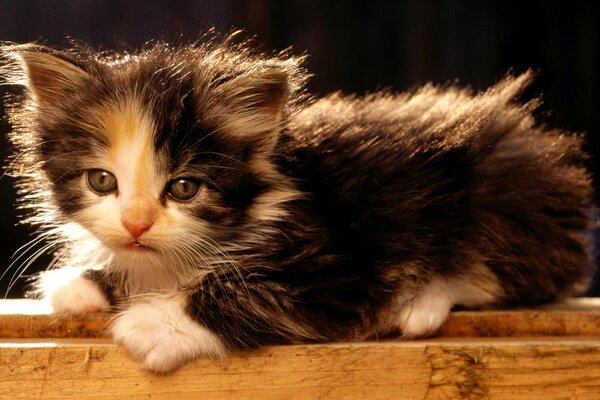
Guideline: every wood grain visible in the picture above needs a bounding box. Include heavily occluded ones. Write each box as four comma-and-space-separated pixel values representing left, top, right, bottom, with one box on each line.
2, 298, 600, 339
1, 299, 600, 399
1, 338, 600, 399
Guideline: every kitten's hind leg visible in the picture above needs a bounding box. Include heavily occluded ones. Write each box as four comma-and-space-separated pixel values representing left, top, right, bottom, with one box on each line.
396, 266, 504, 337
397, 277, 453, 337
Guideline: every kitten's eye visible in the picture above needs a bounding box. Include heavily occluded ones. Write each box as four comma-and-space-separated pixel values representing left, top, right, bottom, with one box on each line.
167, 178, 201, 202
87, 169, 118, 195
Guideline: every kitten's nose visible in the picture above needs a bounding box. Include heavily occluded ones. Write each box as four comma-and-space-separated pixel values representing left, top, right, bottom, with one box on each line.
122, 220, 153, 240
120, 196, 157, 240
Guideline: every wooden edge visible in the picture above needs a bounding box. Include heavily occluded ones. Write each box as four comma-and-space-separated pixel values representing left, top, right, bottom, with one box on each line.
2, 299, 600, 399
1, 337, 600, 399
1, 298, 599, 339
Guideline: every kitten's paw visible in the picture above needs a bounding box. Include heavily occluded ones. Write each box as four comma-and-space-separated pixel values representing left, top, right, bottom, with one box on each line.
111, 296, 226, 373
397, 278, 452, 337
48, 276, 110, 314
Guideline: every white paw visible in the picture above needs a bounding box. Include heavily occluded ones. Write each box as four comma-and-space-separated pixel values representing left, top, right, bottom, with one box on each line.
397, 278, 452, 337
111, 296, 226, 373
45, 273, 110, 314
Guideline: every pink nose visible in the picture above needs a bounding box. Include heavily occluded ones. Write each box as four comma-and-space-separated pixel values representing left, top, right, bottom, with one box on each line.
122, 220, 152, 239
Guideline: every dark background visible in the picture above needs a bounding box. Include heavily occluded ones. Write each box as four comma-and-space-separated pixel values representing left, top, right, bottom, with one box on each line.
1, 0, 598, 297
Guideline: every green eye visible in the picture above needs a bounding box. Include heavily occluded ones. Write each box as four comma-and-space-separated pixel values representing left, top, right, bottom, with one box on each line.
167, 178, 201, 202
87, 169, 118, 195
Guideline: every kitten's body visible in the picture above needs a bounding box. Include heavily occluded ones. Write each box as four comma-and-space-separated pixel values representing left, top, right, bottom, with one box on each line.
1, 37, 591, 371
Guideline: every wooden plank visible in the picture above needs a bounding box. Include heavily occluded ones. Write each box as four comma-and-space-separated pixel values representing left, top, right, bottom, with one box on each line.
2, 299, 600, 339
0, 313, 108, 339
438, 298, 600, 338
1, 299, 600, 399
1, 338, 600, 399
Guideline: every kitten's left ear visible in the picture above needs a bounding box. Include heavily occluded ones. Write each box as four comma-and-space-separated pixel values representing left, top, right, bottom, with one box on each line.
212, 66, 290, 144
240, 67, 290, 114
1, 44, 89, 106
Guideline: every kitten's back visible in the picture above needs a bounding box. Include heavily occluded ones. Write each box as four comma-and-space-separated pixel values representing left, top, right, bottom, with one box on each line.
282, 71, 591, 305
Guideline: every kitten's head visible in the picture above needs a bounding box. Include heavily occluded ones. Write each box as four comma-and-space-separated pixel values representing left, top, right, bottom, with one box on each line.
2, 36, 307, 285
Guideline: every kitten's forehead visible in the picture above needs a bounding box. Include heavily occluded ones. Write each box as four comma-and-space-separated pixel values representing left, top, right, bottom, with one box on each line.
99, 95, 163, 197
100, 97, 152, 145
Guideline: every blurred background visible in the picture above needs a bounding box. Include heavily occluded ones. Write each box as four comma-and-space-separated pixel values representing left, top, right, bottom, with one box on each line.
0, 0, 598, 297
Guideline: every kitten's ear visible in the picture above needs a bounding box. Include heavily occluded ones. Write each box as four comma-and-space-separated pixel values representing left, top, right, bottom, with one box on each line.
2, 44, 89, 105
212, 67, 290, 143
235, 67, 290, 115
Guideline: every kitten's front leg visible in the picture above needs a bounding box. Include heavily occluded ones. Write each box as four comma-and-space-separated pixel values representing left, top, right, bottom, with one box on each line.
111, 294, 226, 373
112, 275, 320, 372
38, 268, 112, 314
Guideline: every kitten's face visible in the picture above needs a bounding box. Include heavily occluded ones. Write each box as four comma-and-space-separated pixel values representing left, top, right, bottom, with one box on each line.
65, 96, 210, 267
6, 43, 299, 276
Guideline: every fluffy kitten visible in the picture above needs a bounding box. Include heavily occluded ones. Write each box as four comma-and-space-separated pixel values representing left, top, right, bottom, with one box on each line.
0, 36, 591, 372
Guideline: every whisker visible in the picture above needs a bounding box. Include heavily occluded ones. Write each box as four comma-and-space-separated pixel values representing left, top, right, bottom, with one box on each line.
5, 240, 57, 297
1, 232, 56, 285
184, 230, 252, 299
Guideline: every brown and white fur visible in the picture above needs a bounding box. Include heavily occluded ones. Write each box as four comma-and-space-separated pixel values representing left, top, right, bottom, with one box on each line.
0, 35, 591, 372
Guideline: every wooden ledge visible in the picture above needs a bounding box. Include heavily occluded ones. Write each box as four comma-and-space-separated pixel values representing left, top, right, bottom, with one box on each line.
2, 298, 600, 339
2, 299, 600, 399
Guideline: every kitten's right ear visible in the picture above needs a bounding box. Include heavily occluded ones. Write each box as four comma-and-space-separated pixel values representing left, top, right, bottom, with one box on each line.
1, 44, 89, 105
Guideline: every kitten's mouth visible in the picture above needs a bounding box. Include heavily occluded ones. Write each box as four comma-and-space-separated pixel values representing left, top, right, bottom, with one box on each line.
125, 241, 153, 252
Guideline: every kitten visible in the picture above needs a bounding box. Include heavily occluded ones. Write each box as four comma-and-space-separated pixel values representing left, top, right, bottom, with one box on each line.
0, 35, 591, 372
